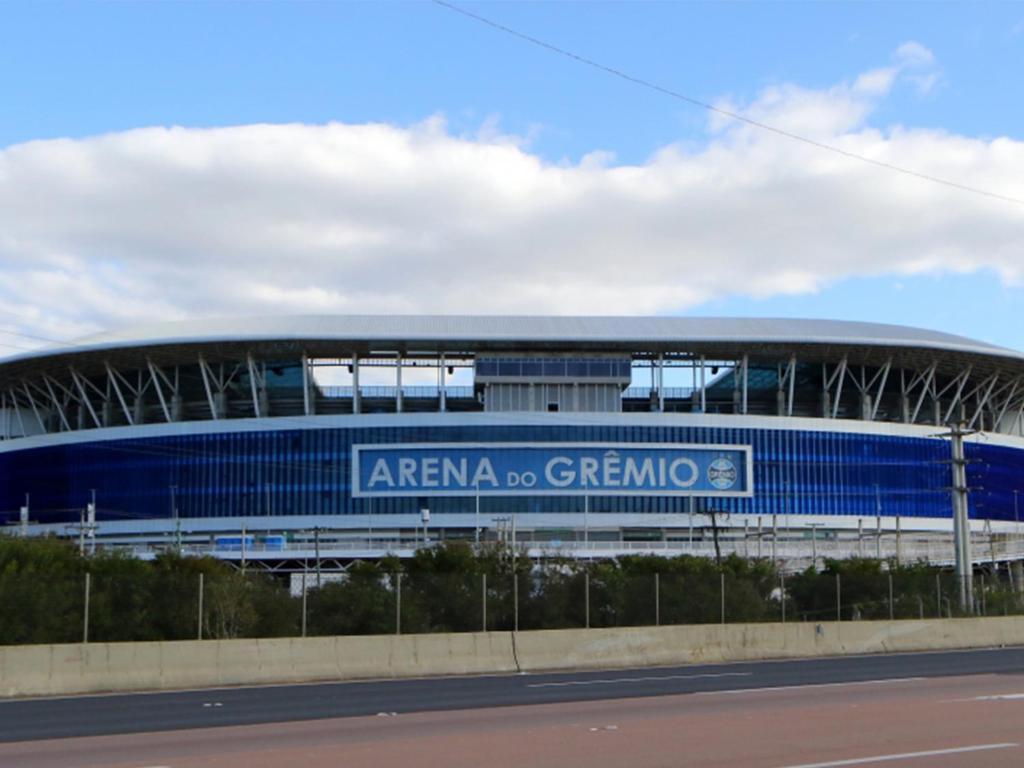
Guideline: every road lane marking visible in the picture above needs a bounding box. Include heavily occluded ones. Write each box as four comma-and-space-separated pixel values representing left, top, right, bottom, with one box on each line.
775, 742, 1018, 767
526, 672, 751, 688
973, 693, 1024, 700
696, 677, 924, 696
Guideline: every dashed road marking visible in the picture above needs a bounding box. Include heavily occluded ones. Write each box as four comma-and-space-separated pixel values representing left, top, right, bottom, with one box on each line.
526, 672, 751, 688
697, 677, 924, 697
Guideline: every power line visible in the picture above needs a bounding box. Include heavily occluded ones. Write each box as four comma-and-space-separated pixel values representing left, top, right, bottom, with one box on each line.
433, 0, 1024, 207
0, 327, 66, 345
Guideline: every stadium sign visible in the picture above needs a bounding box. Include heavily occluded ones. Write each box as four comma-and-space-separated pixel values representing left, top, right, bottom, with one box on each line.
352, 443, 753, 498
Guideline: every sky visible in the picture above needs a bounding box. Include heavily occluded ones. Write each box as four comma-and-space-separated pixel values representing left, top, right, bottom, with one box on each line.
1, 1, 1022, 356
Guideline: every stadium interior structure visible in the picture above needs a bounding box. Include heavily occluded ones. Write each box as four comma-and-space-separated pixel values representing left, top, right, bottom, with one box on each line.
1, 315, 1024, 571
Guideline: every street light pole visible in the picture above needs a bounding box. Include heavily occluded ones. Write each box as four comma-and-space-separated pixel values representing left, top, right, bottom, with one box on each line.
584, 492, 589, 548
807, 522, 825, 565
874, 484, 882, 559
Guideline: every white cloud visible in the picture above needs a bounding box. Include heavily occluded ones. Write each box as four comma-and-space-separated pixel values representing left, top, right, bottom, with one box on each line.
0, 44, 1021, 348
893, 40, 942, 94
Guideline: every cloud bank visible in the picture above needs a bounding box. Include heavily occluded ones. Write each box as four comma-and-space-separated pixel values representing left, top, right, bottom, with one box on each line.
0, 42, 1021, 345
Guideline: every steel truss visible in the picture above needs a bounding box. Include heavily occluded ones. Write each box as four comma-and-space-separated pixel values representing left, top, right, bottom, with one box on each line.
3, 349, 1024, 440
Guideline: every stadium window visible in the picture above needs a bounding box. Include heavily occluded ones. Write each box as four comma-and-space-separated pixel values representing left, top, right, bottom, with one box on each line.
543, 360, 566, 377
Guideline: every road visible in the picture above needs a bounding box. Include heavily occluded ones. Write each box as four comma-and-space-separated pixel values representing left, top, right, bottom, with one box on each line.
2, 647, 1024, 767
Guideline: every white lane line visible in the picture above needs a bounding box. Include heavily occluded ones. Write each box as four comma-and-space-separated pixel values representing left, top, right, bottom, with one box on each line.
775, 742, 1018, 768
973, 693, 1024, 701
526, 672, 752, 688
696, 677, 924, 696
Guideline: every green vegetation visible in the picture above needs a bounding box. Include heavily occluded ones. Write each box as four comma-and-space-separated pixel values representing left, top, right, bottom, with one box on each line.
0, 535, 1020, 645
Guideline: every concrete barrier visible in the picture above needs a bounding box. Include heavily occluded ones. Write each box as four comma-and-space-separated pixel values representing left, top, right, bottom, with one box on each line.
512, 617, 1024, 672
0, 631, 518, 698
2, 617, 1023, 698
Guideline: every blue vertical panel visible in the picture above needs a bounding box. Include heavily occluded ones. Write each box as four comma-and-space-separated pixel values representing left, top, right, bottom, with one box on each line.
0, 423, 1017, 524
967, 442, 1024, 522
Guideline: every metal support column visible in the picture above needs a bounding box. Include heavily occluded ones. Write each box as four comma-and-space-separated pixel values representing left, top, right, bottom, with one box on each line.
351, 355, 360, 414
439, 353, 447, 413
396, 355, 403, 413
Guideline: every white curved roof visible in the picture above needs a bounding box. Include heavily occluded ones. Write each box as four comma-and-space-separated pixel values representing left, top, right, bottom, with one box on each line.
22, 314, 1024, 354
2, 316, 1022, 378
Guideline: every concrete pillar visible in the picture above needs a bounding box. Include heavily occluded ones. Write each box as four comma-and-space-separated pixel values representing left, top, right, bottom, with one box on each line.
352, 356, 360, 414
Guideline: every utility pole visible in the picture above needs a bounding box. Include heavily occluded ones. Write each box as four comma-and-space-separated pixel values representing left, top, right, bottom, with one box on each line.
19, 495, 29, 536
475, 481, 481, 545
87, 490, 96, 555
170, 484, 180, 554
314, 526, 321, 588
945, 422, 974, 613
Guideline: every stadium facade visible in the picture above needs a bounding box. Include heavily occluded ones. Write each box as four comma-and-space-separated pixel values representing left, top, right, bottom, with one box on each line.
1, 315, 1023, 568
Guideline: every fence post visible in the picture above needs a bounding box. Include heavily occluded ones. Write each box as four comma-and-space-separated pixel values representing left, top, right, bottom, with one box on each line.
936, 573, 942, 618
585, 571, 590, 629
720, 572, 726, 625
513, 572, 519, 633
83, 572, 91, 644
888, 572, 894, 621
300, 570, 307, 638
980, 574, 986, 616
655, 573, 660, 627
482, 573, 487, 632
198, 572, 204, 640
836, 573, 841, 622
781, 571, 786, 623
395, 573, 402, 635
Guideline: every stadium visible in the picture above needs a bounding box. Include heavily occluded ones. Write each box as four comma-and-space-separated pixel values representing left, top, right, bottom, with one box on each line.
1, 315, 1023, 570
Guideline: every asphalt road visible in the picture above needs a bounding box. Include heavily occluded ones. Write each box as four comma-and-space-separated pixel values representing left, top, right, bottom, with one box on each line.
2, 646, 1024, 743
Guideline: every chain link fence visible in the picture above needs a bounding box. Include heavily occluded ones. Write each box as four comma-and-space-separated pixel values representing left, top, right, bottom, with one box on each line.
2, 538, 1023, 645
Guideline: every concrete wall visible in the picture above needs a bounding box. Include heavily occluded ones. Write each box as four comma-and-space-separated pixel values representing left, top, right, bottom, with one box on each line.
513, 617, 1024, 671
0, 631, 518, 698
3, 617, 1024, 698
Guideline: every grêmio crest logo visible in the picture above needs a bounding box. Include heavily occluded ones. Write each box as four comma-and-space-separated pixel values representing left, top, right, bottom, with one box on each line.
707, 457, 739, 490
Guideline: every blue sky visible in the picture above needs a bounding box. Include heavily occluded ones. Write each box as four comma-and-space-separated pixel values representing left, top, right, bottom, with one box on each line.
1, 1, 1022, 351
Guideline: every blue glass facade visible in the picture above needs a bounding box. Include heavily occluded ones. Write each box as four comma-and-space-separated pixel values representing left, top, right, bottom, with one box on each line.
2, 423, 1022, 524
